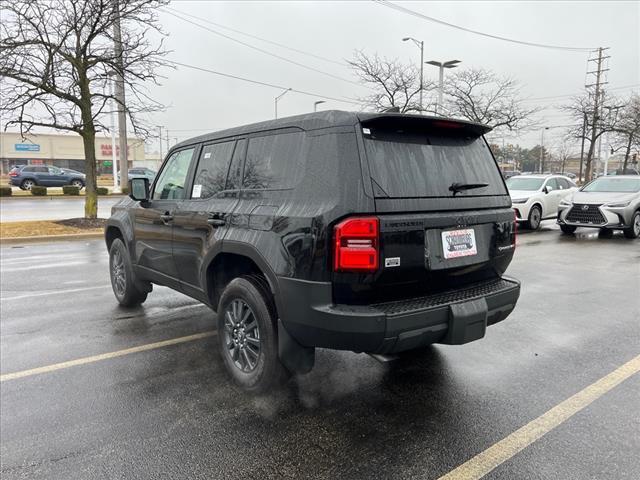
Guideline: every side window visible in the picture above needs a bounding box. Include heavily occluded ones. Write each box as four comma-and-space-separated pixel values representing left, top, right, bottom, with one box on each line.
546, 178, 559, 190
35, 166, 48, 173
225, 139, 246, 191
244, 132, 305, 190
152, 148, 194, 200
48, 166, 62, 175
23, 166, 35, 173
557, 178, 569, 190
191, 141, 235, 199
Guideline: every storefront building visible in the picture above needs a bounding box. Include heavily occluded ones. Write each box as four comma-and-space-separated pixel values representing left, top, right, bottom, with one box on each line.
0, 132, 156, 174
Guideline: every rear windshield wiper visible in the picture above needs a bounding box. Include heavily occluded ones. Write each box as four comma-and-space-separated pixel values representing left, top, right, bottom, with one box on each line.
449, 182, 489, 196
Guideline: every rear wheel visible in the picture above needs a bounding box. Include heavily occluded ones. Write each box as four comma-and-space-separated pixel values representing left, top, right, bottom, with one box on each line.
217, 276, 289, 392
560, 225, 577, 234
21, 179, 35, 191
109, 238, 149, 307
623, 211, 640, 239
70, 179, 84, 189
526, 205, 542, 230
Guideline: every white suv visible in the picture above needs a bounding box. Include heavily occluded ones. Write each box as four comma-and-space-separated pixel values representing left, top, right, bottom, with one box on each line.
506, 175, 578, 230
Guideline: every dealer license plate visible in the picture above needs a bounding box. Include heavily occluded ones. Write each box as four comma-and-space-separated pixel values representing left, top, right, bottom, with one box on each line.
441, 228, 477, 259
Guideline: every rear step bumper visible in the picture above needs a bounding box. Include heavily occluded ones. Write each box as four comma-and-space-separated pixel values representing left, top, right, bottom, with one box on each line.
278, 277, 520, 354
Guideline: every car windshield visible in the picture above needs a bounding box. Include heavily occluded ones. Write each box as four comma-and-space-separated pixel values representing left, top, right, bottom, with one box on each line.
506, 177, 544, 191
582, 177, 640, 193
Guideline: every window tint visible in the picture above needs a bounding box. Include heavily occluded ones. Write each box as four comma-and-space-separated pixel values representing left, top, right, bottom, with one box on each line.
152, 148, 194, 200
244, 132, 305, 189
506, 177, 544, 191
226, 139, 246, 191
364, 130, 506, 197
22, 166, 35, 172
191, 141, 235, 199
557, 178, 570, 189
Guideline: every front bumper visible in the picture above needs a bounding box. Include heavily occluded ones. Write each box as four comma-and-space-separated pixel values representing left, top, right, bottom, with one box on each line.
278, 276, 521, 354
557, 204, 633, 229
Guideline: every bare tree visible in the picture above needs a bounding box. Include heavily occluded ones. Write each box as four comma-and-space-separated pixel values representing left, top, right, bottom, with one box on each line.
553, 139, 576, 175
611, 93, 640, 173
443, 68, 539, 134
348, 50, 435, 113
563, 93, 621, 181
0, 0, 168, 218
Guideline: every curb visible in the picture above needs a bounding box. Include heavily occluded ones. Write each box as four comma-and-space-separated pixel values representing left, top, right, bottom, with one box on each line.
0, 195, 125, 201
0, 232, 104, 245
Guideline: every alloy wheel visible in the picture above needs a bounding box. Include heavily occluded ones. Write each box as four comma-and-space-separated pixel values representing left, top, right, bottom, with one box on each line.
634, 214, 640, 236
223, 299, 261, 373
111, 249, 126, 296
22, 180, 34, 190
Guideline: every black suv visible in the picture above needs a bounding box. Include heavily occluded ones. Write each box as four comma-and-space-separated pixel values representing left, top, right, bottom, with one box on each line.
106, 111, 520, 391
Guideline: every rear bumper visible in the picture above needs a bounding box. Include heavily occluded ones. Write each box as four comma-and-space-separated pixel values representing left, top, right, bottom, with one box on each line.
278, 276, 521, 354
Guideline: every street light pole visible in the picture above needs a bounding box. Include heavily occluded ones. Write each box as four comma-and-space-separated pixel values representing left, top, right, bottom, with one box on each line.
275, 88, 292, 119
425, 59, 461, 115
313, 100, 326, 112
402, 37, 424, 112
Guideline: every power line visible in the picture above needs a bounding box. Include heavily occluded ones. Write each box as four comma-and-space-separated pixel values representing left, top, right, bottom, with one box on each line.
166, 59, 361, 105
373, 0, 598, 52
163, 6, 346, 67
163, 9, 365, 89
522, 83, 640, 103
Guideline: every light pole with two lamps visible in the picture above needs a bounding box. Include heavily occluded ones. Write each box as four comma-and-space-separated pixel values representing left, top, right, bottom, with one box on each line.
313, 100, 326, 112
425, 59, 461, 115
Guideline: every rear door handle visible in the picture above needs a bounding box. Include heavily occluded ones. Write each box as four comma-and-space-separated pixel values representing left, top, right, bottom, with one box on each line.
160, 213, 174, 224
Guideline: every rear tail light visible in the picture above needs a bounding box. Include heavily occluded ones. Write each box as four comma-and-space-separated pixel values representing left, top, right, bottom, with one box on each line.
333, 217, 379, 272
9, 171, 18, 177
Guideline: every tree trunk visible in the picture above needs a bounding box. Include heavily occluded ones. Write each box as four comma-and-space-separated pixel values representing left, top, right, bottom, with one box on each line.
584, 138, 596, 182
81, 129, 98, 219
623, 134, 633, 172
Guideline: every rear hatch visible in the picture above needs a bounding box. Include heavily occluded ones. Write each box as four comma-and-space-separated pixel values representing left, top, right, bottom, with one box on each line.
333, 114, 515, 304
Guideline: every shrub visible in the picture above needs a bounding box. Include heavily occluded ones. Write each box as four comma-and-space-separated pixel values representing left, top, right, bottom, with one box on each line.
0, 186, 12, 197
97, 187, 109, 195
31, 186, 47, 196
62, 185, 80, 195
120, 186, 129, 195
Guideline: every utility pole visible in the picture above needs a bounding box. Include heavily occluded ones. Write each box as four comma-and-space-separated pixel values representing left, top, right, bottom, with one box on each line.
113, 4, 128, 189
157, 125, 163, 163
165, 129, 170, 154
584, 47, 610, 181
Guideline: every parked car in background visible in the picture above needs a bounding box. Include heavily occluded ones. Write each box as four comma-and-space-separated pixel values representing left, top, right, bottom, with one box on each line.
506, 174, 578, 230
105, 111, 520, 392
117, 167, 156, 183
607, 168, 639, 176
8, 165, 85, 190
503, 170, 521, 179
557, 176, 640, 239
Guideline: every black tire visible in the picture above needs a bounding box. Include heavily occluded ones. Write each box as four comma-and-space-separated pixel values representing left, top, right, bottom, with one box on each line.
526, 205, 542, 230
109, 238, 149, 307
20, 179, 35, 191
560, 225, 577, 234
217, 276, 289, 392
70, 179, 84, 189
623, 211, 640, 239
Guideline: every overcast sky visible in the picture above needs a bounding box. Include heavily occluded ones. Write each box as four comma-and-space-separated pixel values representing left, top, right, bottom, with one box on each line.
147, 1, 638, 153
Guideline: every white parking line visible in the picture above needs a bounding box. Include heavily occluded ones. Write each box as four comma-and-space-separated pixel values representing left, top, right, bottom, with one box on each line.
0, 285, 109, 301
1, 260, 96, 273
0, 331, 217, 382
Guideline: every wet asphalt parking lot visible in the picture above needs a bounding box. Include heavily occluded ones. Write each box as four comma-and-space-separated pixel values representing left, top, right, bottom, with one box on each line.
1, 224, 639, 479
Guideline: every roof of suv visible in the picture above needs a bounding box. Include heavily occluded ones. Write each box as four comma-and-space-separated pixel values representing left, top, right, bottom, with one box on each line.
173, 110, 491, 151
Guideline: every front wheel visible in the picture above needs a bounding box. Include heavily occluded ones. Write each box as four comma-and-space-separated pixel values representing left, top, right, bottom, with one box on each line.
217, 276, 289, 392
70, 179, 84, 189
526, 205, 542, 230
623, 211, 640, 239
109, 238, 149, 307
560, 225, 577, 234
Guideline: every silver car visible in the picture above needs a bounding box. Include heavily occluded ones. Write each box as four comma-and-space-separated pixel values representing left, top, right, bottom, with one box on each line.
557, 176, 640, 239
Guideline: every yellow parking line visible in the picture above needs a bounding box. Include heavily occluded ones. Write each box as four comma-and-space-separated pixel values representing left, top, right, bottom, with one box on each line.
0, 331, 216, 382
437, 354, 640, 480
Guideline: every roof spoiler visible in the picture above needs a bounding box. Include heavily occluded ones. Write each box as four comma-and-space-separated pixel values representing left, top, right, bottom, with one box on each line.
357, 112, 492, 136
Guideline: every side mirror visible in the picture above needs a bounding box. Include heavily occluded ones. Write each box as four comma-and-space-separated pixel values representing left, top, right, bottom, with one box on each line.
130, 177, 150, 202
543, 185, 552, 194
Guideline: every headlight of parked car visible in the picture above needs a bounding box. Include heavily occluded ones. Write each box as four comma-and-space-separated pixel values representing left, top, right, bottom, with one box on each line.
559, 199, 573, 207
605, 201, 630, 208
511, 198, 529, 204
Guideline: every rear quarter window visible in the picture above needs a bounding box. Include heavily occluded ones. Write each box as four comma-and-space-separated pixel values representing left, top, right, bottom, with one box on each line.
363, 129, 507, 198
243, 131, 305, 190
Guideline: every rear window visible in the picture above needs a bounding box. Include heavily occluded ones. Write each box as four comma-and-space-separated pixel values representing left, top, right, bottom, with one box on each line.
363, 129, 506, 198
505, 177, 544, 191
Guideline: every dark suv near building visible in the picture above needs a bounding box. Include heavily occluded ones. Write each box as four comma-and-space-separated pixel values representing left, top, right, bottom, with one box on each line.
105, 111, 520, 391
9, 165, 85, 190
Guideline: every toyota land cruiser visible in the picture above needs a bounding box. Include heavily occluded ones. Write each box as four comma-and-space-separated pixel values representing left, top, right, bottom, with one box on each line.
105, 111, 520, 391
